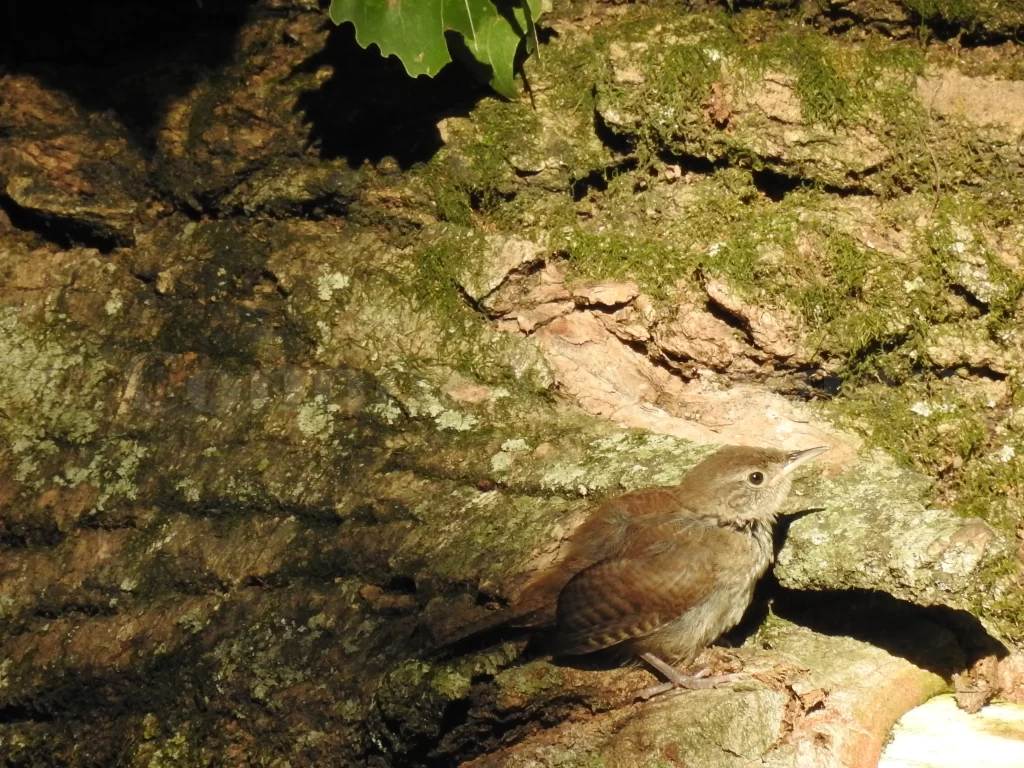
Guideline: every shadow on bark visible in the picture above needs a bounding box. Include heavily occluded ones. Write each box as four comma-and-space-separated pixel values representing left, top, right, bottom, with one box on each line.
292, 23, 491, 169
721, 509, 1009, 675
2, 0, 260, 150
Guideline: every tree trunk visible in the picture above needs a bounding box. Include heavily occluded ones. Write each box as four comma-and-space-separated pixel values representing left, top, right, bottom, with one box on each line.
2, 1, 1023, 765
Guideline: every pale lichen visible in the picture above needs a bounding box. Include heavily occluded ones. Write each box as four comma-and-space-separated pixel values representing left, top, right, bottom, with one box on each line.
297, 395, 339, 439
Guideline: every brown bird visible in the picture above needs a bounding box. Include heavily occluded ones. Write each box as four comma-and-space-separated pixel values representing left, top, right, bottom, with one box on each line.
439, 444, 828, 699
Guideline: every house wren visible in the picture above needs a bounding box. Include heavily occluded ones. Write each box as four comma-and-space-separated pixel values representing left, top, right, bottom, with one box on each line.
441, 444, 827, 699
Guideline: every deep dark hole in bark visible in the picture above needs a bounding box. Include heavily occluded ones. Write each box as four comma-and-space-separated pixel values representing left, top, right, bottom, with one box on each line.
657, 150, 719, 176
0, 702, 56, 725
570, 158, 639, 201
385, 575, 419, 595
751, 169, 805, 202
937, 365, 1007, 382
750, 168, 874, 201
721, 569, 1007, 699
0, 522, 63, 550
593, 108, 636, 156
728, 510, 1010, 676
294, 24, 490, 169
947, 283, 992, 315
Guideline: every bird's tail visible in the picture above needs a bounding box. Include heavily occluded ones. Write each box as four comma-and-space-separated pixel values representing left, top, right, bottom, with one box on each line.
426, 601, 554, 657
425, 566, 572, 656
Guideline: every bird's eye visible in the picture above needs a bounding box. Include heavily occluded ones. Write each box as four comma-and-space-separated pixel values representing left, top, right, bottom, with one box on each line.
748, 471, 764, 486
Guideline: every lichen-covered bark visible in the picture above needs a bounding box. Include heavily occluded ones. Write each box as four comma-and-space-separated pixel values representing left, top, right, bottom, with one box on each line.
2, 0, 1024, 765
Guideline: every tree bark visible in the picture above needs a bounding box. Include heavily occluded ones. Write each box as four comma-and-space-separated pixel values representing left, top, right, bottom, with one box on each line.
2, 1, 1023, 765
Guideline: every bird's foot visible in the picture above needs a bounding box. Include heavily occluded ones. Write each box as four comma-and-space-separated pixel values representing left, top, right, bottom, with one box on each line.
636, 652, 745, 701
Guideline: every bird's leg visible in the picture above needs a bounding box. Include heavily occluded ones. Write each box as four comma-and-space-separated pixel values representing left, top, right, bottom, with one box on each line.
636, 652, 745, 701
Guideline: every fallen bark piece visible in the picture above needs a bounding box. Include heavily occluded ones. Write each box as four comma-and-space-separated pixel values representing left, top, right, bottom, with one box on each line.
568, 279, 639, 307
655, 299, 751, 371
457, 234, 548, 302
703, 277, 803, 360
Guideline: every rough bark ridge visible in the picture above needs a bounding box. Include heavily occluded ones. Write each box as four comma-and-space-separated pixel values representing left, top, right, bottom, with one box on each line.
1, 0, 1024, 765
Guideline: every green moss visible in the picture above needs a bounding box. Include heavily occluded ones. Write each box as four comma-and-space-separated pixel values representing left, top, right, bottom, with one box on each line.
403, 234, 549, 386
430, 173, 474, 226
592, 14, 737, 160
734, 30, 927, 141
212, 618, 316, 709
412, 234, 479, 321
779, 36, 859, 128
424, 100, 548, 227
494, 662, 565, 699
586, 16, 931, 197
960, 537, 1024, 645
369, 659, 473, 756
408, 9, 1003, 399
565, 166, 775, 301
955, 449, 1024, 531
829, 381, 987, 469
565, 229, 687, 300
146, 732, 192, 768
698, 193, 800, 292
747, 610, 799, 650
923, 196, 1024, 329
821, 374, 1024, 541
800, 234, 936, 378
602, 19, 925, 139
900, 0, 987, 31
793, 233, 867, 320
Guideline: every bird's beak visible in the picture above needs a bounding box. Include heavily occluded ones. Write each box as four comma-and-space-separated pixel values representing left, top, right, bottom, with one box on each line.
774, 445, 829, 484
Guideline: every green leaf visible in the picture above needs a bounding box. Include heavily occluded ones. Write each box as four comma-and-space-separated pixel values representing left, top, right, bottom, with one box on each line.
524, 0, 540, 59
329, 0, 547, 97
462, 10, 521, 98
461, 0, 544, 98
329, 0, 479, 78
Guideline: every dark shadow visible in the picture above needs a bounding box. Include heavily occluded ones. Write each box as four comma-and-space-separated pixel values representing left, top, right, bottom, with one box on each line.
751, 168, 874, 201
570, 158, 639, 201
292, 22, 491, 168
783, 581, 1001, 669
773, 507, 826, 558
2, 0, 260, 152
0, 194, 122, 253
720, 507, 1008, 675
752, 168, 804, 202
657, 149, 720, 175
594, 108, 636, 155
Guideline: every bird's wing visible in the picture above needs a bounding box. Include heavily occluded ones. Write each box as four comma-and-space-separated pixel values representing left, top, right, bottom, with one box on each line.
559, 487, 692, 563
430, 497, 703, 654
550, 521, 736, 657
509, 491, 699, 616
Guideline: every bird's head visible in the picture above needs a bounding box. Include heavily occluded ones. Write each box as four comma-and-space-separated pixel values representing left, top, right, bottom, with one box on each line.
677, 445, 828, 526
